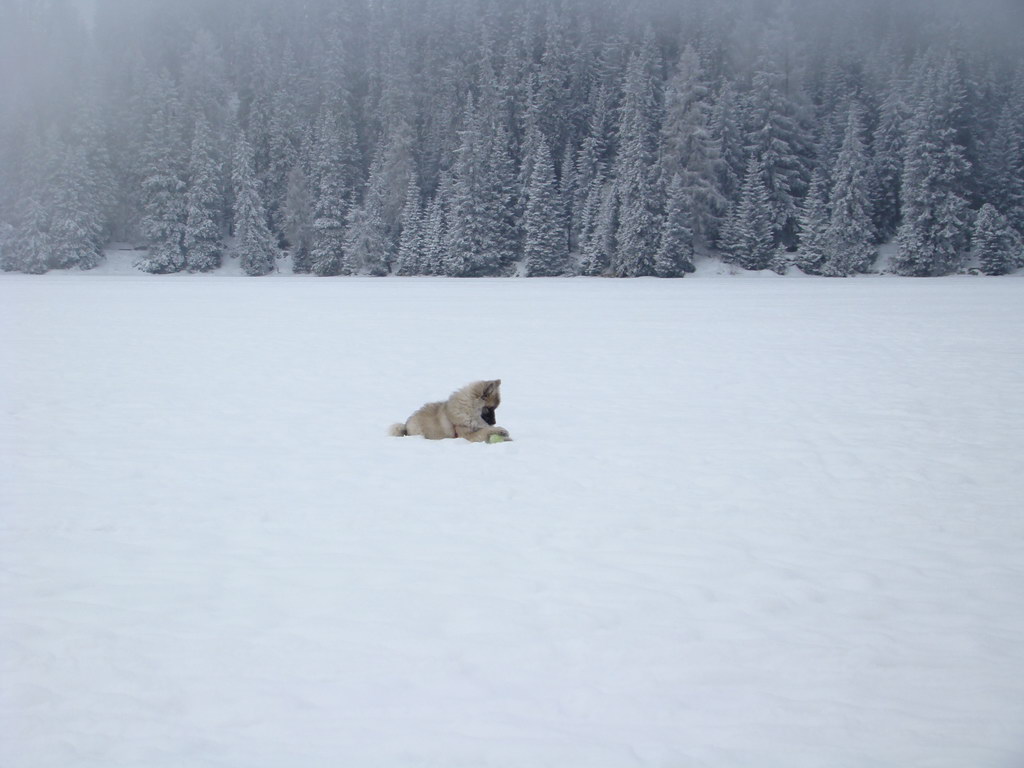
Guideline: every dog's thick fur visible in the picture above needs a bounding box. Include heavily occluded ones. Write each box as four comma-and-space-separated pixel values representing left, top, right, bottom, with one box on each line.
389, 380, 511, 442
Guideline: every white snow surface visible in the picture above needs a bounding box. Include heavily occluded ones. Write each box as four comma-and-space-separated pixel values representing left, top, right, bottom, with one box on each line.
2, 274, 1024, 768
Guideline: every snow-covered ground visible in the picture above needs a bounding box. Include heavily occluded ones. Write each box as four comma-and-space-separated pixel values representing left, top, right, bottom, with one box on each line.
2, 274, 1023, 768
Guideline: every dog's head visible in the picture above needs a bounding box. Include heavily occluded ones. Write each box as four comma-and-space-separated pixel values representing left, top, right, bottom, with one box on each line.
477, 379, 501, 425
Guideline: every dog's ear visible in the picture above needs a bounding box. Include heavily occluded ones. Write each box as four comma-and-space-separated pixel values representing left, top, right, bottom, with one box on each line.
482, 379, 501, 398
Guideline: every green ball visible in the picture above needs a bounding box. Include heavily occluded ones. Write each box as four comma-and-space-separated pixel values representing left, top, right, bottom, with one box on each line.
488, 433, 506, 443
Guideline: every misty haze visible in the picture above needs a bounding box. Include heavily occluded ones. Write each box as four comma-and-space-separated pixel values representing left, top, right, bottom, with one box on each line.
1, 0, 1023, 275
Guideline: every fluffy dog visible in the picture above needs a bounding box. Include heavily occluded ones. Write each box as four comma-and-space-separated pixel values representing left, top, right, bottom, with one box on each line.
389, 380, 511, 442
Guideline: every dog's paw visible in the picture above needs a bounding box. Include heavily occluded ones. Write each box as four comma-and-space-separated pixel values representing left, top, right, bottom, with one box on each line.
490, 427, 511, 441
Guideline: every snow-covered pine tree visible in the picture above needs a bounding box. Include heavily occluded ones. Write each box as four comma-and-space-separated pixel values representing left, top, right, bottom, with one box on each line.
0, 221, 13, 272
575, 176, 600, 275
612, 46, 662, 277
571, 89, 610, 255
474, 32, 505, 136
463, 47, 520, 273
244, 95, 274, 227
183, 115, 223, 272
49, 143, 104, 270
534, 9, 575, 168
484, 122, 520, 273
654, 173, 695, 277
8, 132, 57, 274
523, 134, 569, 276
69, 86, 116, 262
345, 193, 391, 276
822, 105, 876, 276
421, 191, 448, 276
720, 155, 776, 271
578, 178, 615, 276
446, 97, 498, 277
980, 103, 1024, 237
396, 179, 425, 276
815, 63, 853, 172
744, 61, 811, 248
871, 84, 906, 242
769, 242, 791, 275
282, 164, 314, 273
515, 76, 544, 226
974, 204, 1020, 276
560, 136, 579, 252
894, 60, 972, 276
374, 29, 419, 148
794, 168, 829, 274
347, 145, 394, 276
1007, 70, 1024, 236
231, 133, 278, 276
266, 44, 304, 242
659, 45, 724, 246
709, 82, 744, 231
368, 116, 416, 263
934, 53, 977, 206
310, 109, 348, 276
138, 71, 188, 274
588, 34, 628, 159
10, 195, 52, 274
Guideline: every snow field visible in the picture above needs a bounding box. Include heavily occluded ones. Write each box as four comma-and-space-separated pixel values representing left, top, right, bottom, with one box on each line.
2, 276, 1024, 767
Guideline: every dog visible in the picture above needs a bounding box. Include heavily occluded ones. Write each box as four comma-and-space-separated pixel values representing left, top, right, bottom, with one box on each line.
389, 380, 511, 442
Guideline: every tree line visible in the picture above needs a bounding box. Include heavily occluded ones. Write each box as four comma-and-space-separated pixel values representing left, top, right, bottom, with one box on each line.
1, 0, 1022, 277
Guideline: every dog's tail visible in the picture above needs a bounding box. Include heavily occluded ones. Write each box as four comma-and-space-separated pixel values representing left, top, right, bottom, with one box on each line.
388, 423, 408, 437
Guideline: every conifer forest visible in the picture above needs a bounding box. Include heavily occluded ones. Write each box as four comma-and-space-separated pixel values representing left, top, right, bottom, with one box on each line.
2, 0, 1023, 277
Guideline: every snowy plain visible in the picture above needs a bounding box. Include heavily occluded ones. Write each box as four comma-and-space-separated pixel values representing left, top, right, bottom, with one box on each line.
2, 266, 1024, 768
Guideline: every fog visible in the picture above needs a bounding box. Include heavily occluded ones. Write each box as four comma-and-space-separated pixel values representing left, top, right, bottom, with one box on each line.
1, 0, 1022, 276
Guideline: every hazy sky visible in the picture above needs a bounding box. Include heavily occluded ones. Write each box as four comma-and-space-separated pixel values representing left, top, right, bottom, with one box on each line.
70, 0, 96, 28
63, 0, 1024, 51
